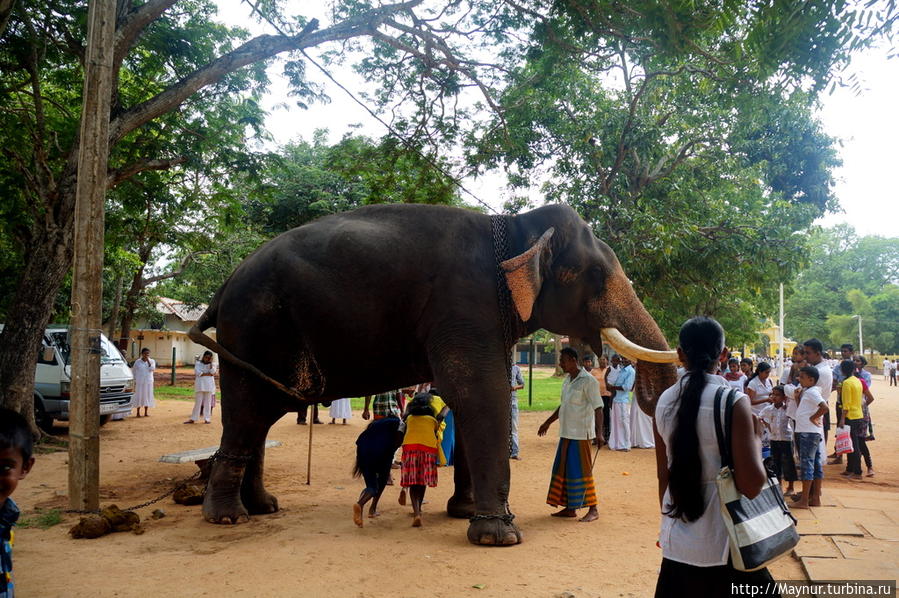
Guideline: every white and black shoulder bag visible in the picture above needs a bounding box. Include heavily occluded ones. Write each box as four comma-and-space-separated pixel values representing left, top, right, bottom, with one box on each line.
714, 386, 799, 572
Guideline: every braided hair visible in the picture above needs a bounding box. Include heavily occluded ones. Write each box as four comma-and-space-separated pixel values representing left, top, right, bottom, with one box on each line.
664, 316, 725, 522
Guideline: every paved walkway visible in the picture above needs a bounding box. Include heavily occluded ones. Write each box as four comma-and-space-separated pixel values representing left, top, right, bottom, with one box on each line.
792, 486, 899, 581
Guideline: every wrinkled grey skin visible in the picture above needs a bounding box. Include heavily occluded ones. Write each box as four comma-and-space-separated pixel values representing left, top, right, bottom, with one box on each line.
189, 203, 676, 545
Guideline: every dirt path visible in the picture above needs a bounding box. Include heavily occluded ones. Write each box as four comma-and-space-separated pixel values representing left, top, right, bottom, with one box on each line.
14, 378, 899, 597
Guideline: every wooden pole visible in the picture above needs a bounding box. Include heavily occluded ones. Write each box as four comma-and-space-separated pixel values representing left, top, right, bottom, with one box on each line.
68, 0, 115, 512
306, 407, 314, 485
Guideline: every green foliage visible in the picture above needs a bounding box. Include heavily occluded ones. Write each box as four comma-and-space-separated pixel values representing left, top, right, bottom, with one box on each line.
784, 226, 899, 353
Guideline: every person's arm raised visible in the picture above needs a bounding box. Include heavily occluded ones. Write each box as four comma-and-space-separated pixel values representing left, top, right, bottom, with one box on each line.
731, 397, 767, 499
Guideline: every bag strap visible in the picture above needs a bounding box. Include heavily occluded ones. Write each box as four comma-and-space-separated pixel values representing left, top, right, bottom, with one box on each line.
713, 386, 729, 466
713, 386, 738, 469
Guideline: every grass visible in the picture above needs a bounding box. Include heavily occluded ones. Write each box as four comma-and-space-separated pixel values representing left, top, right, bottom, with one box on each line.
152, 366, 565, 412
18, 508, 63, 530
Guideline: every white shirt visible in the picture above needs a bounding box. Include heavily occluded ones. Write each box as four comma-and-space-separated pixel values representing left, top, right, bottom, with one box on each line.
784, 384, 799, 421
794, 386, 826, 435
746, 376, 773, 415
811, 361, 833, 404
724, 373, 746, 391
655, 374, 747, 566
606, 365, 621, 386
195, 360, 217, 392
759, 404, 793, 442
132, 357, 156, 382
558, 367, 603, 440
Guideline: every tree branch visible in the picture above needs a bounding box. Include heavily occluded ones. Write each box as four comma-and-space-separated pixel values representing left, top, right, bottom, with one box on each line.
106, 156, 188, 188
108, 1, 423, 143
113, 0, 179, 71
141, 250, 213, 286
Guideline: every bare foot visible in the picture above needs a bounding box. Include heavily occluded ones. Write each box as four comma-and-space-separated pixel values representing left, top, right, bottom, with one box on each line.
183, 420, 194, 424
793, 501, 810, 509
579, 510, 599, 522
808, 499, 822, 507
353, 503, 363, 527
412, 515, 422, 527
368, 510, 380, 518
551, 509, 577, 518
398, 489, 407, 506
867, 470, 875, 477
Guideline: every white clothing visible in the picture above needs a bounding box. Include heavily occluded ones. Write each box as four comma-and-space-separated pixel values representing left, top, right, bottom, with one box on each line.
606, 365, 621, 386
195, 360, 217, 392
784, 384, 799, 421
329, 398, 352, 419
131, 357, 156, 408
190, 391, 215, 423
794, 386, 826, 435
630, 393, 655, 448
759, 404, 793, 442
655, 374, 749, 566
558, 367, 603, 440
812, 361, 833, 404
608, 401, 631, 450
746, 376, 773, 415
724, 374, 746, 391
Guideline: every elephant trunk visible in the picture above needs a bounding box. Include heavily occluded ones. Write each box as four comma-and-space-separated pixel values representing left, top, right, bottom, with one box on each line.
594, 270, 678, 416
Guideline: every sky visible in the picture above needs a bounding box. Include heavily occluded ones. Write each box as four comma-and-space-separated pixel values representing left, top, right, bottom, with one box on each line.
218, 2, 898, 238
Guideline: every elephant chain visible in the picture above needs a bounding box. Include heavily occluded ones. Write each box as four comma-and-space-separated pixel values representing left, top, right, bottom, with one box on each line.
491, 214, 519, 460
62, 451, 249, 515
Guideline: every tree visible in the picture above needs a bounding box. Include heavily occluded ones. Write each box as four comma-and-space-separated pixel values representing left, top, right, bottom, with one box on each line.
785, 225, 899, 352
0, 0, 521, 423
463, 0, 899, 344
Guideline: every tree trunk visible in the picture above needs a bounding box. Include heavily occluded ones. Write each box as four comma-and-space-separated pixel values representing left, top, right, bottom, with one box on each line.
117, 260, 147, 350
553, 335, 563, 376
0, 226, 74, 436
106, 273, 123, 342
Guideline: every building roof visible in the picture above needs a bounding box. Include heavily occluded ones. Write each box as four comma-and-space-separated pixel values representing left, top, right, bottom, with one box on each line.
156, 297, 207, 323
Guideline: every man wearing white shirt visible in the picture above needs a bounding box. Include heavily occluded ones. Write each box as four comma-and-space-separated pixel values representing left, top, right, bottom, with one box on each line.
538, 347, 603, 522
803, 339, 833, 443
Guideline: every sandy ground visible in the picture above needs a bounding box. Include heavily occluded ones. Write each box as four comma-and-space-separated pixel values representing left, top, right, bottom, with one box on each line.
14, 377, 899, 597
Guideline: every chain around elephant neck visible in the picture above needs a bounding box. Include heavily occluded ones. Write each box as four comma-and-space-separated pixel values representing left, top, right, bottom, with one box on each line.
491, 214, 521, 466
490, 214, 520, 355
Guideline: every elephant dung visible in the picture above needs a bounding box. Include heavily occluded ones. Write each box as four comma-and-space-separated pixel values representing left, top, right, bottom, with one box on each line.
69, 515, 111, 539
173, 482, 206, 505
100, 504, 141, 533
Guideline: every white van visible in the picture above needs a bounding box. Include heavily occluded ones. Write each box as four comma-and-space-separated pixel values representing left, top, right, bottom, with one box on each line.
0, 325, 135, 430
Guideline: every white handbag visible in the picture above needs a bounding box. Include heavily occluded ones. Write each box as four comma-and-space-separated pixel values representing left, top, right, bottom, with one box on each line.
714, 386, 799, 571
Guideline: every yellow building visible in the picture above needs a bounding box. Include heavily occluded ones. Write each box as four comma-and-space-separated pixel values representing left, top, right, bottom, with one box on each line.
759, 323, 797, 359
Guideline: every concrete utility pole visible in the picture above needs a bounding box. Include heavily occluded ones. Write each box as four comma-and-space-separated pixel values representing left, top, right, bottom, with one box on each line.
69, 0, 115, 512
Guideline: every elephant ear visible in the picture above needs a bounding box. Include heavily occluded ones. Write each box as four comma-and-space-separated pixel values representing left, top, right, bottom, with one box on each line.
500, 228, 554, 322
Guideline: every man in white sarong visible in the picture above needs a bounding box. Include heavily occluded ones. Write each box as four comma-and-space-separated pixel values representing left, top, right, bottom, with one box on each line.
608, 357, 635, 451
185, 350, 217, 424
630, 388, 655, 449
131, 348, 156, 417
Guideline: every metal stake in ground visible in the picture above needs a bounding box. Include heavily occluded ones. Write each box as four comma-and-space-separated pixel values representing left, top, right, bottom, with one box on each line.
306, 406, 314, 485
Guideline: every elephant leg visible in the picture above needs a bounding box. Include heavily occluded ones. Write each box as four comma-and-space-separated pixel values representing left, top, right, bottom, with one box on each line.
432, 348, 521, 546
203, 371, 282, 524
447, 424, 475, 518
240, 432, 280, 515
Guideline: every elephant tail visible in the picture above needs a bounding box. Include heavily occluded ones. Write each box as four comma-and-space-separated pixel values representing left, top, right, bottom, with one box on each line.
188, 300, 311, 404
351, 456, 362, 479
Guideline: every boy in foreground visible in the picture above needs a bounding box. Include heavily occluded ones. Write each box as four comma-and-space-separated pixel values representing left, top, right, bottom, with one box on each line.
1, 408, 36, 598
792, 367, 829, 509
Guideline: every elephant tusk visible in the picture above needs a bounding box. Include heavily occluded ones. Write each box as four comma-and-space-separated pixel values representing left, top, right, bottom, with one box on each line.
601, 328, 679, 364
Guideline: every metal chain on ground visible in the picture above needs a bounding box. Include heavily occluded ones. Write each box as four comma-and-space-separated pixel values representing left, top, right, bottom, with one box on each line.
62, 450, 248, 515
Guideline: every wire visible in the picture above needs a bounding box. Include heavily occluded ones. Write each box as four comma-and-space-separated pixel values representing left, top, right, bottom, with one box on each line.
242, 1, 498, 214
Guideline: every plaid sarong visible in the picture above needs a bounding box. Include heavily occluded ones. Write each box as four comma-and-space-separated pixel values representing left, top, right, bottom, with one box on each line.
547, 438, 597, 508
401, 447, 438, 487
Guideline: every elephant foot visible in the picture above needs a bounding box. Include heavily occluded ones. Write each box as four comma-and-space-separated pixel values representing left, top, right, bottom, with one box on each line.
202, 494, 250, 525
242, 489, 279, 515
466, 515, 522, 546
446, 493, 476, 519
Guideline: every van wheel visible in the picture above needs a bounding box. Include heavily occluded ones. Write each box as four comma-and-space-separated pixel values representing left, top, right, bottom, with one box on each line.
99, 414, 111, 427
34, 398, 54, 432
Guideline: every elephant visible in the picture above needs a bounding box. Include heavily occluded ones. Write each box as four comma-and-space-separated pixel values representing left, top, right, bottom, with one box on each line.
189, 202, 678, 545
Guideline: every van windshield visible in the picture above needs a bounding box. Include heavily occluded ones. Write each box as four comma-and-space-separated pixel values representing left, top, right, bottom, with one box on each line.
49, 331, 126, 366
